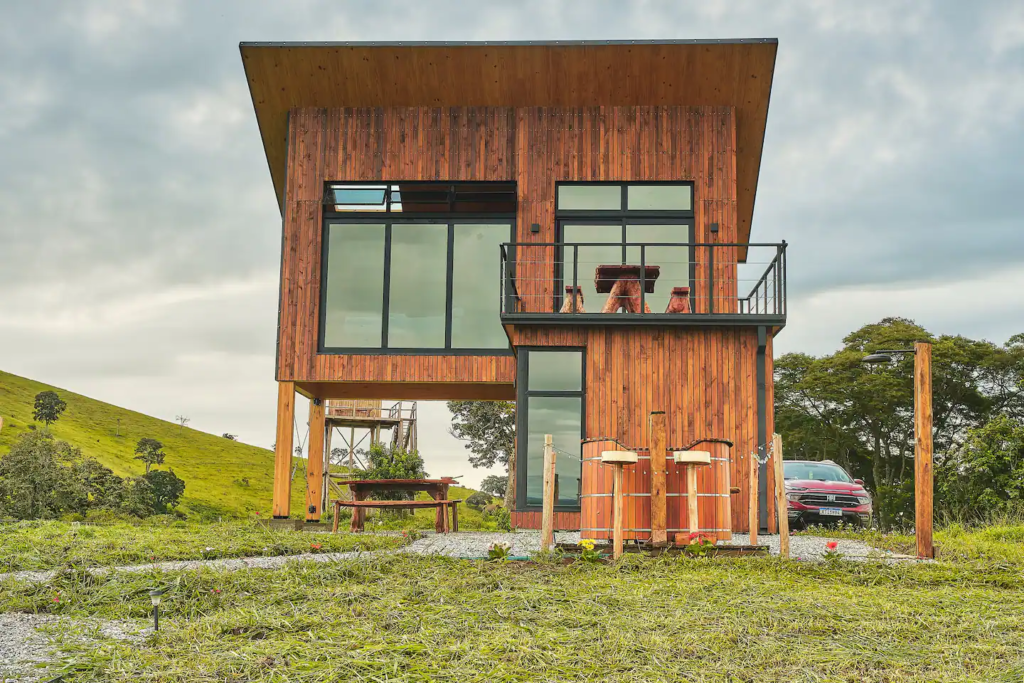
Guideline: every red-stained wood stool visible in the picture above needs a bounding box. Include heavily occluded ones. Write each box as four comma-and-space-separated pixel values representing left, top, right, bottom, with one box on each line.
595, 264, 660, 314
560, 285, 585, 313
664, 286, 692, 314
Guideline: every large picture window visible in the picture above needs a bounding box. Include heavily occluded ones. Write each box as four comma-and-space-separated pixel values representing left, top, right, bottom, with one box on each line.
319, 182, 515, 353
516, 348, 585, 510
556, 182, 694, 314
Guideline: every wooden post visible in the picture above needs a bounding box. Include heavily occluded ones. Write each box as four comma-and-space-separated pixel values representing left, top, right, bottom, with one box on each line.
915, 341, 934, 559
305, 399, 325, 522
749, 451, 758, 546
322, 425, 332, 516
687, 465, 699, 535
612, 464, 625, 559
271, 382, 295, 518
649, 412, 668, 547
540, 434, 555, 552
772, 433, 789, 559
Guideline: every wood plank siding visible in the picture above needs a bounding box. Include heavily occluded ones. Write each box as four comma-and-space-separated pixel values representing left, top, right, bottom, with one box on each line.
279, 105, 739, 391
513, 326, 775, 534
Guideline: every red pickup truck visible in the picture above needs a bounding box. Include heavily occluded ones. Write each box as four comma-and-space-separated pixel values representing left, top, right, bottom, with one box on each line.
784, 460, 873, 529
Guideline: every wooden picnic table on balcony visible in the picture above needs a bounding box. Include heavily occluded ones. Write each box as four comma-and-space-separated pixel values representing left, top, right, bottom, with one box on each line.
331, 478, 460, 534
595, 264, 661, 313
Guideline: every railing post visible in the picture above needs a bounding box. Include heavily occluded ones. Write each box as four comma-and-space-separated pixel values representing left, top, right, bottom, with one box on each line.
781, 241, 788, 316
707, 244, 715, 314
502, 245, 516, 314
573, 244, 579, 315
639, 245, 646, 314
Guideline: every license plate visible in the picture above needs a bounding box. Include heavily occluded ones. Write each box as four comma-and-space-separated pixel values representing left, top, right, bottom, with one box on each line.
819, 508, 843, 517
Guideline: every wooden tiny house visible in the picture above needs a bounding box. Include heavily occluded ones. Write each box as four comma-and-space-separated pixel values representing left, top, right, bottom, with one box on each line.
241, 40, 784, 537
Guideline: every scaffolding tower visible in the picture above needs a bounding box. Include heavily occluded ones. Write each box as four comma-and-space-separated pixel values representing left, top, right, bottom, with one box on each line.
320, 399, 418, 511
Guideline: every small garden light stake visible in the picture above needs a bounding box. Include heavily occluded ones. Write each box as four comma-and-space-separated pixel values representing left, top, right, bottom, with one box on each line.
149, 588, 165, 632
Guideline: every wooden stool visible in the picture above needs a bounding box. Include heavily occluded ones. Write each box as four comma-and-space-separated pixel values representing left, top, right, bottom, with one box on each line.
664, 286, 692, 314
595, 265, 660, 314
601, 450, 639, 559
672, 450, 711, 537
560, 285, 585, 313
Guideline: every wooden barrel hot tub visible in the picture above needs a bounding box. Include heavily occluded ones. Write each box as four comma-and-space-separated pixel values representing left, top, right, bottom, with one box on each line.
580, 439, 733, 543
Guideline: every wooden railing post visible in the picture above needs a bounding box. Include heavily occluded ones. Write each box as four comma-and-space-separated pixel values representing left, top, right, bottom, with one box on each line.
540, 434, 555, 552
772, 433, 789, 559
915, 341, 934, 559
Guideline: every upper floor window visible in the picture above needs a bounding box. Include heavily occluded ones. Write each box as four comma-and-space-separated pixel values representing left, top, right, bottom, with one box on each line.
320, 182, 515, 353
555, 182, 694, 314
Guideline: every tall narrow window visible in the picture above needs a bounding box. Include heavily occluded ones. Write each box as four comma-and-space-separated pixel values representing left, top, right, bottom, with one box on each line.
451, 223, 509, 348
518, 349, 584, 509
388, 222, 448, 348
322, 223, 386, 348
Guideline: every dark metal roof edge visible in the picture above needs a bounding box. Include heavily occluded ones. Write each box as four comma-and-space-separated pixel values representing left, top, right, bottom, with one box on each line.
239, 38, 778, 49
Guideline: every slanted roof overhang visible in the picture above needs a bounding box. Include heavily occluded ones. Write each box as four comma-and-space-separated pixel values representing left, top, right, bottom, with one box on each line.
240, 39, 777, 242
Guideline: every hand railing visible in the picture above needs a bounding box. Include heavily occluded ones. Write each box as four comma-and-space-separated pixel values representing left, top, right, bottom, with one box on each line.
499, 241, 787, 319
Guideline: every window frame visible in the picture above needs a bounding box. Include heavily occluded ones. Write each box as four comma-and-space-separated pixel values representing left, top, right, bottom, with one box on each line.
515, 346, 586, 512
319, 208, 515, 356
554, 181, 697, 314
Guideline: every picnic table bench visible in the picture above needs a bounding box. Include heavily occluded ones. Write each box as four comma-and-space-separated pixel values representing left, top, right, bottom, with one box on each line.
330, 478, 462, 533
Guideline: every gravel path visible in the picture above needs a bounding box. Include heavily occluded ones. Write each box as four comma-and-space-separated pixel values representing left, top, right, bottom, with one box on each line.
0, 613, 144, 682
0, 531, 910, 586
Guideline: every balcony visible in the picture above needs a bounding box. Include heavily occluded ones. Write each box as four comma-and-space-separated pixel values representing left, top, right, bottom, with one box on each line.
499, 241, 787, 327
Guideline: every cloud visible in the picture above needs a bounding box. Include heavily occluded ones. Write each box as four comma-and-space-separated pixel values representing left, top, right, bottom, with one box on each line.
1, 0, 1022, 490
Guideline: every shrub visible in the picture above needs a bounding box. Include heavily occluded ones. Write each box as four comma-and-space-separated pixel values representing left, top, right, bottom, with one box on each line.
493, 507, 512, 531
466, 491, 490, 511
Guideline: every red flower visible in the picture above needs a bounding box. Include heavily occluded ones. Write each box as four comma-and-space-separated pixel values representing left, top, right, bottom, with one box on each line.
310, 543, 322, 550
255, 511, 261, 516
826, 541, 839, 551
211, 589, 221, 594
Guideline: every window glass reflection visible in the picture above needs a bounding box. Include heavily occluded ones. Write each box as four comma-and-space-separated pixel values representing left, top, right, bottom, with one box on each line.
451, 223, 508, 348
323, 223, 385, 347
388, 222, 448, 348
525, 396, 582, 506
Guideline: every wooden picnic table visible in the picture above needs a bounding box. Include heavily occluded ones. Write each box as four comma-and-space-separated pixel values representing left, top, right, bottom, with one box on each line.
595, 264, 661, 313
331, 478, 461, 534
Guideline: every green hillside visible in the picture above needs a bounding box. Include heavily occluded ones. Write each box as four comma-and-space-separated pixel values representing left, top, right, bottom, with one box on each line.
0, 370, 497, 525
0, 369, 304, 518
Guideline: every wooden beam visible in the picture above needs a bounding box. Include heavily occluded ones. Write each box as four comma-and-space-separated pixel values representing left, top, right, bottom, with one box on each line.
540, 434, 555, 552
749, 451, 758, 545
649, 412, 668, 547
772, 433, 789, 559
305, 399, 325, 522
272, 381, 295, 518
915, 341, 934, 559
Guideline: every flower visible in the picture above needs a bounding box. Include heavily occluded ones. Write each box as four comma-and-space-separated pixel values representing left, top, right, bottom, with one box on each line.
53, 597, 60, 603
826, 541, 839, 551
210, 589, 221, 594
310, 543, 322, 551
577, 539, 596, 551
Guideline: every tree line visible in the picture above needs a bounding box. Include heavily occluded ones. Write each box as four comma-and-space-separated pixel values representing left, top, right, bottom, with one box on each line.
776, 317, 1024, 529
0, 391, 186, 520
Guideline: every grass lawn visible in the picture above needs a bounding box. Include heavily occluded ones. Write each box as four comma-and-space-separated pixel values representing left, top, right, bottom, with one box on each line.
0, 524, 1022, 681
0, 521, 403, 573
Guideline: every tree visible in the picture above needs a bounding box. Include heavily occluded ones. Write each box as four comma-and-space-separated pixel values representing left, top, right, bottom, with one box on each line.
364, 443, 426, 501
0, 432, 83, 519
143, 469, 186, 514
937, 415, 1024, 520
447, 400, 516, 508
775, 317, 1023, 529
466, 491, 491, 511
479, 474, 508, 499
222, 433, 237, 440
134, 437, 165, 474
33, 391, 67, 429
175, 415, 190, 431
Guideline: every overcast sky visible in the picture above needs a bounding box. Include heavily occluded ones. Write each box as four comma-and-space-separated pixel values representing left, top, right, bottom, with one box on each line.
2, 1, 1022, 489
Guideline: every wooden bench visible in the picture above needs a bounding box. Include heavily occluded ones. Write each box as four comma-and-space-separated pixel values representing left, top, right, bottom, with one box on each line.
332, 498, 462, 533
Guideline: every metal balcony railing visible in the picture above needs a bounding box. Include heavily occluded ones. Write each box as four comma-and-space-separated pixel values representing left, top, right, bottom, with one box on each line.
500, 241, 787, 324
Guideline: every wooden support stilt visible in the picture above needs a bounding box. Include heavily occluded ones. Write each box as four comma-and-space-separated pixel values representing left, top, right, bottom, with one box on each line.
540, 434, 555, 552
914, 341, 934, 559
322, 425, 332, 516
305, 399, 325, 522
271, 381, 295, 519
649, 412, 668, 547
612, 464, 624, 559
772, 433, 789, 559
749, 451, 759, 546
